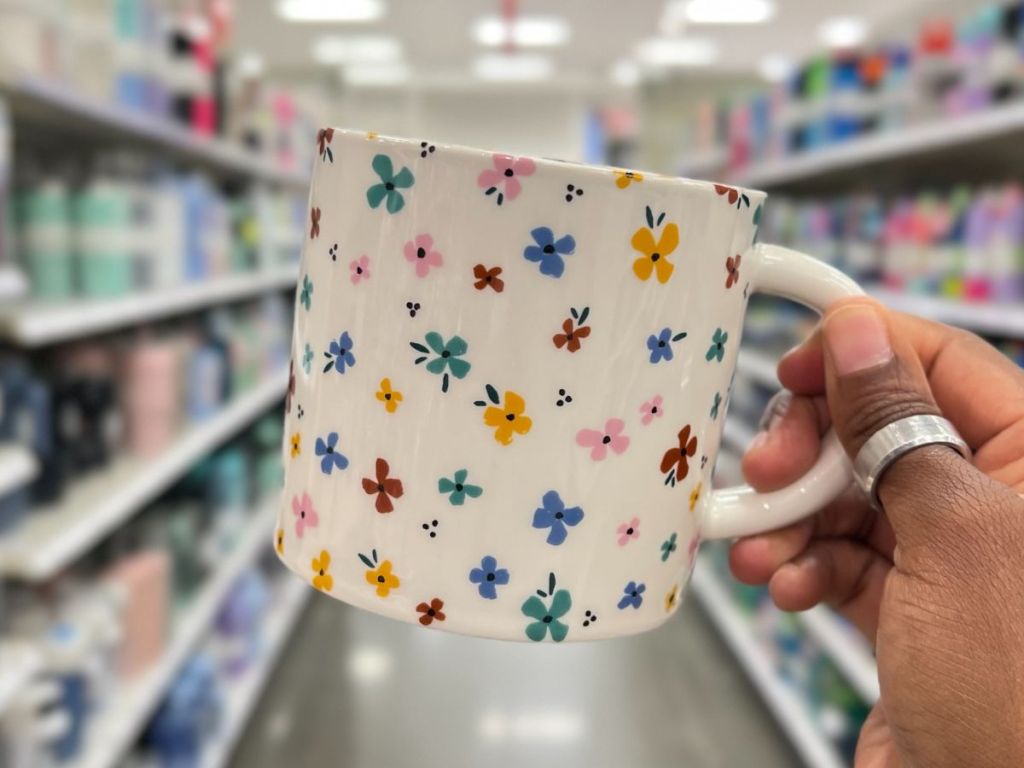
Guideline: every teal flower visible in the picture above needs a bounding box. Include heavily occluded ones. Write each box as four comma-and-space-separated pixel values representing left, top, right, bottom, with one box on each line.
661, 532, 678, 562
710, 391, 722, 419
366, 154, 414, 214
302, 343, 314, 374
522, 572, 572, 642
300, 274, 313, 311
410, 332, 471, 393
438, 469, 482, 506
706, 328, 728, 363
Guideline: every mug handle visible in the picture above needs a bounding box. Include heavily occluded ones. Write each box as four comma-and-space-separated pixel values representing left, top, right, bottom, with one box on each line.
703, 243, 864, 540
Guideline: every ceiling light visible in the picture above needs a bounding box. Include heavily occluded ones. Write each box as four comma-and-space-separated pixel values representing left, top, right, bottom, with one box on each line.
474, 53, 553, 82
819, 16, 868, 48
345, 62, 409, 87
611, 59, 641, 87
472, 16, 570, 47
758, 53, 793, 82
313, 35, 401, 64
636, 37, 719, 68
683, 0, 774, 24
277, 0, 383, 23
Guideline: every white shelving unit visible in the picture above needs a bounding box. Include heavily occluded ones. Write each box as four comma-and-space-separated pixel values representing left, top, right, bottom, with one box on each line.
0, 369, 287, 581
65, 506, 284, 768
0, 444, 38, 499
798, 608, 879, 703
199, 578, 312, 768
736, 101, 1024, 191
691, 562, 847, 768
0, 268, 298, 347
869, 287, 1024, 339
737, 350, 780, 390
2, 76, 309, 190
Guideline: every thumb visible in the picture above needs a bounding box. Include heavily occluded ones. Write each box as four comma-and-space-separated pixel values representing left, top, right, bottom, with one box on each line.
819, 298, 981, 552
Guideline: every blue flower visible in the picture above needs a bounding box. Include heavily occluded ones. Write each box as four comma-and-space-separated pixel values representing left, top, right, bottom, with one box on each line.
617, 581, 646, 610
710, 391, 722, 420
523, 227, 576, 278
469, 555, 509, 599
315, 432, 349, 474
302, 343, 314, 374
706, 327, 728, 363
323, 331, 356, 374
300, 275, 313, 311
647, 328, 686, 364
531, 490, 584, 546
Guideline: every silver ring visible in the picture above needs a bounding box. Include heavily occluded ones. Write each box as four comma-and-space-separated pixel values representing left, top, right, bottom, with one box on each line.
854, 415, 971, 507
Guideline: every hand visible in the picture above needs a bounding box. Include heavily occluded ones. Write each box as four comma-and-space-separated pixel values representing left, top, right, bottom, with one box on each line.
729, 298, 1024, 767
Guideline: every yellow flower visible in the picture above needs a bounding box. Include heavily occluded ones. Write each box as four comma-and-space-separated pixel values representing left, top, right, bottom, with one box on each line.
275, 528, 284, 555
366, 130, 379, 140
614, 169, 643, 189
365, 559, 400, 597
631, 222, 679, 284
665, 583, 679, 612
689, 481, 703, 512
375, 377, 403, 413
312, 550, 333, 592
482, 390, 533, 446
290, 433, 301, 457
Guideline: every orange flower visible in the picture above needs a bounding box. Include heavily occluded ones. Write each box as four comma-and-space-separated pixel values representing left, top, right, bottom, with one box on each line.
361, 458, 404, 514
661, 425, 698, 487
725, 254, 741, 289
416, 597, 447, 626
473, 264, 504, 292
375, 377, 403, 413
689, 482, 703, 512
553, 318, 591, 352
665, 584, 679, 612
632, 216, 679, 284
483, 390, 532, 446
275, 528, 284, 555
614, 169, 644, 189
312, 550, 333, 592
290, 433, 301, 457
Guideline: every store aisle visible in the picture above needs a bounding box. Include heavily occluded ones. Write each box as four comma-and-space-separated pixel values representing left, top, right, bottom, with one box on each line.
231, 588, 799, 768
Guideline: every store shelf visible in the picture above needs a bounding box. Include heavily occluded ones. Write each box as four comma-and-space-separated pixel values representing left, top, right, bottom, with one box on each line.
0, 641, 44, 717
0, 268, 298, 347
722, 419, 757, 454
0, 444, 38, 499
0, 370, 287, 581
1, 76, 309, 190
691, 563, 847, 768
677, 148, 728, 179
65, 506, 276, 768
199, 578, 312, 768
797, 607, 879, 704
736, 101, 1024, 193
869, 287, 1024, 339
737, 350, 780, 390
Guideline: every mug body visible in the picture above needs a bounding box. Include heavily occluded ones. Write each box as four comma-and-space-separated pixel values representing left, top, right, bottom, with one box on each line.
277, 129, 764, 641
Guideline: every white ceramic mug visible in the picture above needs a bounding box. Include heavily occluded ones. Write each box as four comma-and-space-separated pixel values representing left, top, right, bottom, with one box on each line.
276, 128, 862, 642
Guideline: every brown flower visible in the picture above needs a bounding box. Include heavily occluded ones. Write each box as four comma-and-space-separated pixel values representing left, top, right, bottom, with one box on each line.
714, 184, 739, 205
660, 425, 698, 486
416, 597, 446, 626
286, 360, 295, 413
725, 254, 741, 289
553, 318, 591, 353
317, 127, 334, 159
310, 207, 321, 239
361, 458, 404, 513
473, 264, 504, 293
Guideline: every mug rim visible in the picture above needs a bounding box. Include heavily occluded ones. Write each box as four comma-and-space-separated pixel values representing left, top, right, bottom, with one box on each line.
323, 127, 768, 203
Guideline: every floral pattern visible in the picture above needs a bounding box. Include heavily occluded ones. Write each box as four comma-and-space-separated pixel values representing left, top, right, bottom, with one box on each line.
639, 395, 664, 426
689, 482, 703, 512
410, 332, 471, 393
660, 533, 678, 562
359, 550, 400, 597
476, 386, 532, 445
473, 264, 504, 292
438, 469, 483, 506
725, 254, 741, 289
647, 328, 687, 363
276, 528, 285, 555
532, 490, 584, 546
362, 458, 404, 513
302, 343, 314, 374
710, 392, 722, 420
706, 328, 728, 363
521, 573, 571, 642
317, 127, 334, 162
576, 418, 629, 461
324, 331, 356, 374
618, 581, 645, 610
300, 275, 313, 310
614, 169, 643, 188
350, 254, 370, 284
315, 432, 349, 474
290, 433, 301, 458
469, 555, 509, 599
617, 517, 640, 547
404, 234, 443, 277
367, 154, 414, 214
312, 550, 333, 591
553, 307, 590, 353
523, 227, 576, 278
631, 206, 679, 284
661, 425, 698, 487
478, 154, 535, 206
665, 584, 679, 612
375, 378, 403, 413
292, 492, 318, 538
416, 598, 446, 626
310, 207, 321, 239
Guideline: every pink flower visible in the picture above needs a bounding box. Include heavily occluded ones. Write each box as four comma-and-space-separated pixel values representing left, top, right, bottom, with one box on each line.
291, 492, 319, 538
687, 533, 700, 563
639, 395, 664, 426
477, 154, 536, 205
404, 234, 443, 278
349, 254, 370, 285
575, 418, 630, 461
617, 516, 640, 546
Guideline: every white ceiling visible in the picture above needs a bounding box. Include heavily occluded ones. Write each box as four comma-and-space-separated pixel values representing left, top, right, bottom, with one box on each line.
235, 0, 982, 88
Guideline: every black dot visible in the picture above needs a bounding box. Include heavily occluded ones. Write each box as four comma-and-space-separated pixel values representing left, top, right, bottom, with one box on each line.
422, 523, 429, 530
577, 189, 584, 197
455, 483, 463, 492
385, 182, 395, 191
441, 350, 450, 358
626, 527, 634, 535
652, 406, 658, 413
567, 184, 575, 192
385, 393, 391, 400
429, 532, 436, 538
565, 195, 573, 202
565, 395, 572, 403
542, 616, 553, 624
555, 511, 564, 520
339, 348, 346, 355
505, 413, 515, 421
558, 389, 566, 396
432, 520, 438, 526
377, 483, 385, 492
631, 590, 638, 597
300, 511, 305, 518
651, 253, 660, 262
427, 608, 435, 616
556, 400, 564, 407
326, 446, 334, 454
377, 575, 385, 583
486, 573, 495, 582
543, 244, 555, 254
583, 620, 590, 627
416, 247, 426, 259
504, 168, 514, 177
602, 435, 611, 444
658, 341, 666, 348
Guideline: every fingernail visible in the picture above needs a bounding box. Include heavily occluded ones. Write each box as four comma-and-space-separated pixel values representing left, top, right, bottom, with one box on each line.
749, 430, 770, 452
824, 304, 893, 376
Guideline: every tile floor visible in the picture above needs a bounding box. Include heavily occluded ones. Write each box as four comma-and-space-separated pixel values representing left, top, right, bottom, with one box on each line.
231, 591, 799, 768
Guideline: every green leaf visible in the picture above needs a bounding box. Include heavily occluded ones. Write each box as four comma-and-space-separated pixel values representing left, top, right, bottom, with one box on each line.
485, 384, 499, 405
371, 153, 393, 181
525, 621, 547, 642
357, 553, 374, 569
656, 211, 666, 226
413, 356, 427, 365
521, 596, 548, 620
473, 400, 487, 407
672, 332, 687, 342
645, 205, 654, 228
579, 307, 589, 324
424, 332, 446, 354
548, 572, 556, 594
549, 589, 572, 618
441, 372, 450, 393
410, 341, 429, 354
570, 307, 578, 320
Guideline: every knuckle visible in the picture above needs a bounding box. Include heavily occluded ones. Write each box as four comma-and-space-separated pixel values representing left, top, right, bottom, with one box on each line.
838, 373, 938, 452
